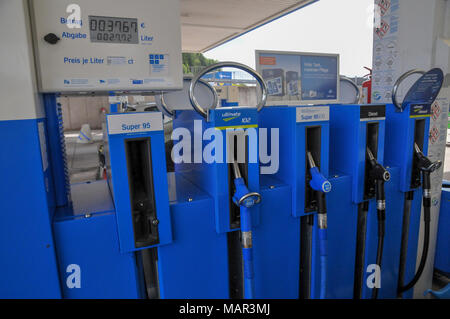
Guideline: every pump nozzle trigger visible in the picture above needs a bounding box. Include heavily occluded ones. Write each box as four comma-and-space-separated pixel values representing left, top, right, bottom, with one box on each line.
231, 161, 261, 208
307, 152, 331, 193
414, 143, 442, 173
366, 147, 391, 182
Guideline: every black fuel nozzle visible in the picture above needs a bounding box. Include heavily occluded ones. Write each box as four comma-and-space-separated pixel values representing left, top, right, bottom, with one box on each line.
414, 143, 442, 209
366, 147, 389, 220
414, 143, 441, 174
307, 152, 331, 229
367, 147, 391, 183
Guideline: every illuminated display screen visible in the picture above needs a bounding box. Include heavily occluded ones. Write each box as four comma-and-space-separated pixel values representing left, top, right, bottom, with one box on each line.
89, 16, 139, 44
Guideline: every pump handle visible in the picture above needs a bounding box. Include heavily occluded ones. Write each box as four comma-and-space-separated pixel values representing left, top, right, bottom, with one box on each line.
155, 76, 218, 118
391, 69, 426, 112
189, 62, 268, 119
414, 143, 442, 173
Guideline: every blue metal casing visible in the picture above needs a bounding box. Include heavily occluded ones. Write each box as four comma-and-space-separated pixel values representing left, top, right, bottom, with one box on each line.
325, 174, 356, 298
252, 175, 298, 298
172, 108, 260, 234
0, 118, 61, 298
254, 105, 330, 298
435, 182, 450, 274
384, 102, 432, 298
157, 173, 230, 298
43, 94, 71, 208
259, 106, 330, 217
384, 103, 431, 192
53, 181, 144, 299
329, 104, 386, 204
327, 104, 389, 299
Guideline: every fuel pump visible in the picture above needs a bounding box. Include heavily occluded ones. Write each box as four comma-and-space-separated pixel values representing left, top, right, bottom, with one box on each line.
397, 144, 441, 293
327, 104, 391, 299
0, 0, 185, 299
155, 62, 270, 298
258, 105, 331, 299
386, 68, 444, 298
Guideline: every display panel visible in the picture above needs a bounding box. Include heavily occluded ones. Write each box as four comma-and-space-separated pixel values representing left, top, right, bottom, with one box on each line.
89, 16, 139, 44
30, 0, 183, 93
256, 50, 340, 106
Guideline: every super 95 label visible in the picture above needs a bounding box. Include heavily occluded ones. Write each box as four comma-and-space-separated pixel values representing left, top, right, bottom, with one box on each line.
107, 112, 163, 135
296, 106, 330, 123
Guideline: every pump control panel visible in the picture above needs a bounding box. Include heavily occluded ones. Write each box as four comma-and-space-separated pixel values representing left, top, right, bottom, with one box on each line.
30, 0, 182, 93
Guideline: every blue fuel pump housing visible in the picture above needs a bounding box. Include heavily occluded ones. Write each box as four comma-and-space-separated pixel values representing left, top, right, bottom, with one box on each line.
257, 105, 330, 299
172, 107, 261, 234
106, 112, 173, 253
326, 104, 392, 299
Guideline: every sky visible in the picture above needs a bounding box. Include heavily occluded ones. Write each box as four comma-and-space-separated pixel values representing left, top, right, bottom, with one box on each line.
204, 0, 375, 77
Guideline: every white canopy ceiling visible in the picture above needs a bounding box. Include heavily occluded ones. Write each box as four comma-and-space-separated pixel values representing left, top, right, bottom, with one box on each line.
181, 0, 318, 52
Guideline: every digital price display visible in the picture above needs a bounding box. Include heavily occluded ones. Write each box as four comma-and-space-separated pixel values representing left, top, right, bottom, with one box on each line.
89, 16, 139, 44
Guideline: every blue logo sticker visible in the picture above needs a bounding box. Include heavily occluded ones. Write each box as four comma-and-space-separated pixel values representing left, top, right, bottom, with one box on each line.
322, 181, 332, 193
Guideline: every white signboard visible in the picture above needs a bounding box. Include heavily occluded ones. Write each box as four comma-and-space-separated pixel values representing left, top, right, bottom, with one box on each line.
255, 51, 340, 106
107, 112, 163, 135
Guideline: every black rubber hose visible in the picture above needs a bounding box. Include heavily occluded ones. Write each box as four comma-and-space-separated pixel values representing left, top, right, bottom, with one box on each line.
397, 191, 414, 298
398, 171, 432, 294
398, 205, 430, 293
372, 180, 386, 299
372, 221, 385, 299
353, 202, 368, 299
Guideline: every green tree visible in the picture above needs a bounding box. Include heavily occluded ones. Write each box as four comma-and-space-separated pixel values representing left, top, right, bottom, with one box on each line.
182, 53, 218, 74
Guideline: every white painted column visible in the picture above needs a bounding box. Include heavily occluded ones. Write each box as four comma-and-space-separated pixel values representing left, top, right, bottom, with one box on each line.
0, 0, 43, 121
372, 0, 450, 298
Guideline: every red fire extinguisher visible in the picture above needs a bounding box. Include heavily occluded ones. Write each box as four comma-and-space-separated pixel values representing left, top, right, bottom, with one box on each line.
362, 67, 372, 104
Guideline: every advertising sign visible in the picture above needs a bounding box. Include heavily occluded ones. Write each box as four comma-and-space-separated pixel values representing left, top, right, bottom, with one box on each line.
256, 50, 340, 106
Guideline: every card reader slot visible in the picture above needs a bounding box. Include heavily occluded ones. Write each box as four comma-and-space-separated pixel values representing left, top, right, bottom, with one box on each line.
125, 138, 159, 248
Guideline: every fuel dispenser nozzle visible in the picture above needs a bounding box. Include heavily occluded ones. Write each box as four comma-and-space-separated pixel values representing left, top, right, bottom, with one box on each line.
231, 161, 261, 299
308, 152, 332, 195
414, 143, 442, 204
367, 147, 390, 211
366, 147, 390, 299
398, 144, 441, 295
307, 152, 331, 229
397, 144, 442, 295
232, 161, 261, 209
307, 152, 330, 299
